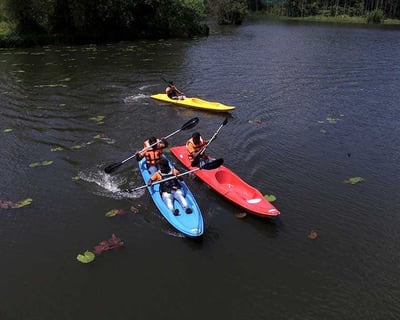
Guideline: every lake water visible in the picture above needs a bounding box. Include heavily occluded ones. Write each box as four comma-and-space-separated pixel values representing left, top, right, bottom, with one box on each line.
1, 20, 399, 319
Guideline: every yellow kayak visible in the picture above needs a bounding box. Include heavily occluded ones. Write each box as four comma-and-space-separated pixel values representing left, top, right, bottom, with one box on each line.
151, 94, 235, 112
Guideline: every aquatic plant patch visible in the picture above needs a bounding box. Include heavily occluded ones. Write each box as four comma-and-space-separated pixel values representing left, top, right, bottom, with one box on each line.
0, 198, 32, 209
29, 160, 53, 167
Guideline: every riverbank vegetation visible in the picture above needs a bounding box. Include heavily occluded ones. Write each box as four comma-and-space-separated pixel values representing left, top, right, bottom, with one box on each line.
249, 0, 400, 24
1, 0, 400, 48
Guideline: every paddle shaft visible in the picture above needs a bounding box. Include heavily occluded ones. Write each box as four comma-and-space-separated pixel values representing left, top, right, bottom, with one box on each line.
129, 168, 201, 192
127, 158, 223, 193
104, 117, 199, 173
192, 118, 228, 165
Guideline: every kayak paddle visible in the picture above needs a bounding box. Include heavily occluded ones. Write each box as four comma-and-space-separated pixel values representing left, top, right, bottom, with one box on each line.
191, 117, 228, 167
124, 158, 224, 193
104, 117, 199, 174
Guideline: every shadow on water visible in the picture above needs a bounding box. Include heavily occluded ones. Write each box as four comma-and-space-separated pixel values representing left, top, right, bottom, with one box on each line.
240, 213, 283, 239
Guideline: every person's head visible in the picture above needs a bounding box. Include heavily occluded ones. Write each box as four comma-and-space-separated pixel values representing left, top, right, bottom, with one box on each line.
192, 132, 201, 144
148, 136, 157, 149
159, 159, 170, 174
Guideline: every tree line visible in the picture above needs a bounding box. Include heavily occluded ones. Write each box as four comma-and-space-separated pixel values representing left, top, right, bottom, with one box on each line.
0, 0, 398, 47
248, 0, 400, 20
0, 0, 211, 45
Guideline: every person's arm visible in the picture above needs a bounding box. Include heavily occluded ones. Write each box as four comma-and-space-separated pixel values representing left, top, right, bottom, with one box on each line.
147, 172, 161, 185
173, 169, 183, 181
174, 85, 184, 95
160, 138, 168, 148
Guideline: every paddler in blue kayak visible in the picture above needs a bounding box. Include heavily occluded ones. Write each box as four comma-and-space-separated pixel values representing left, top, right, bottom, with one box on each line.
136, 136, 168, 175
147, 159, 193, 216
166, 81, 186, 100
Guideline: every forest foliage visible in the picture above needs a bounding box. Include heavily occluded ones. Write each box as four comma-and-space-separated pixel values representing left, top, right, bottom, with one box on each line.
0, 0, 210, 45
0, 0, 399, 47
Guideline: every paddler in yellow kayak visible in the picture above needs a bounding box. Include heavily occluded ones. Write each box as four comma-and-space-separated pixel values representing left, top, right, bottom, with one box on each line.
166, 81, 186, 100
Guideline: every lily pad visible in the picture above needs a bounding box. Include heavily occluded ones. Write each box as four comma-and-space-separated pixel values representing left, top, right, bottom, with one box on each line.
235, 212, 247, 219
248, 119, 262, 125
130, 206, 139, 214
326, 116, 340, 124
4, 128, 13, 132
308, 230, 318, 240
89, 115, 105, 123
93, 234, 124, 255
77, 250, 95, 264
29, 160, 53, 168
13, 198, 33, 208
344, 177, 365, 184
105, 209, 119, 217
264, 194, 277, 202
0, 200, 15, 209
0, 198, 32, 209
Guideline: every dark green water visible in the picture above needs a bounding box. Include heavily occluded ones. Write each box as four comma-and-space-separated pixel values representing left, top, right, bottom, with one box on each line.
1, 21, 399, 319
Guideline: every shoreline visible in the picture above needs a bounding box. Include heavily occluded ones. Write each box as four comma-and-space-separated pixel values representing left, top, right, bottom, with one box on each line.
2, 14, 400, 48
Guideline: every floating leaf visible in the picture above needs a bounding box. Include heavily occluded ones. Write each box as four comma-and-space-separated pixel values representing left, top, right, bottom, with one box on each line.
29, 160, 53, 168
72, 176, 80, 181
93, 134, 101, 139
130, 206, 139, 214
4, 128, 13, 132
320, 129, 327, 134
93, 234, 124, 255
0, 198, 32, 209
317, 121, 324, 124
248, 119, 262, 125
29, 162, 41, 168
264, 194, 277, 202
308, 230, 318, 240
0, 200, 14, 209
89, 115, 105, 123
13, 198, 33, 208
77, 250, 95, 263
105, 209, 119, 217
235, 212, 247, 219
70, 145, 82, 150
344, 177, 364, 184
51, 146, 64, 152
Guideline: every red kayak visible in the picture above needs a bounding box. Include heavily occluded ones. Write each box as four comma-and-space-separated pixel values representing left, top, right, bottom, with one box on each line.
170, 146, 280, 218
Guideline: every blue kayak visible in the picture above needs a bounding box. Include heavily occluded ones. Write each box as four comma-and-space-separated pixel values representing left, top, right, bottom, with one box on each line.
138, 157, 204, 238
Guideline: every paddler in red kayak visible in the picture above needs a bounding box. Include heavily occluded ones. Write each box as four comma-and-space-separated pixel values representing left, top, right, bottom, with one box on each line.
186, 132, 212, 167
136, 136, 168, 175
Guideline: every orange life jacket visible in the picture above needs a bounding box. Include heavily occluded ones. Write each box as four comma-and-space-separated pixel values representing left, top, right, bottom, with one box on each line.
143, 139, 164, 166
186, 137, 205, 160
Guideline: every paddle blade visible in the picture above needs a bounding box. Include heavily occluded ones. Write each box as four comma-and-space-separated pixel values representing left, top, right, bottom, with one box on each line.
181, 117, 199, 131
222, 117, 228, 126
104, 162, 122, 174
201, 158, 224, 170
